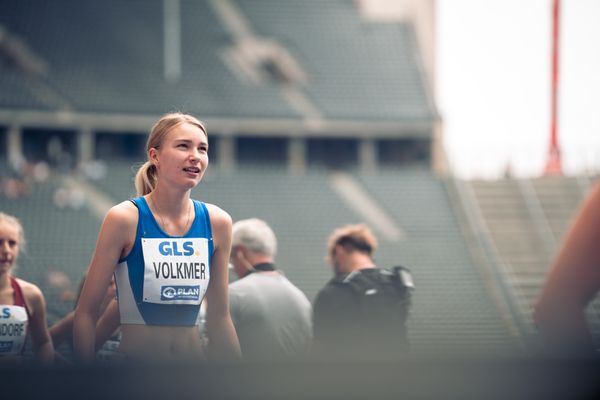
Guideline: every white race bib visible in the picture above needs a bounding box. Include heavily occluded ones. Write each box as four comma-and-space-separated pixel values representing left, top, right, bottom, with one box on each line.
141, 238, 210, 305
0, 305, 28, 356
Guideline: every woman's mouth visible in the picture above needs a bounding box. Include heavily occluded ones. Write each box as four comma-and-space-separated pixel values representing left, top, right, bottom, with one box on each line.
0, 258, 13, 266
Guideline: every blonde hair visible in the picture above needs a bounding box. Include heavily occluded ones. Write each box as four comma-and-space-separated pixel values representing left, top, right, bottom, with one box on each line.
0, 212, 26, 254
134, 112, 207, 196
327, 223, 378, 263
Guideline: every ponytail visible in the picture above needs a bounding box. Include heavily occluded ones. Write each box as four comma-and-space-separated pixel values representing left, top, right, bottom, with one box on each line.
134, 161, 158, 196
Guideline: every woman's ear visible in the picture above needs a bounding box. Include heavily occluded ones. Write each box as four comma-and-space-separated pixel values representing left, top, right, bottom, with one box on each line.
148, 147, 159, 166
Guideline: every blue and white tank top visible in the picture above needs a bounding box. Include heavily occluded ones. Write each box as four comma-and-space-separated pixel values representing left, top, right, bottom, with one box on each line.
114, 196, 213, 326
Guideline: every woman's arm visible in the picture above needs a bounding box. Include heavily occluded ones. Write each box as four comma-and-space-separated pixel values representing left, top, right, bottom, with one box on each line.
534, 182, 600, 354
204, 204, 241, 361
73, 202, 135, 363
94, 298, 120, 351
23, 282, 54, 365
49, 310, 75, 349
51, 273, 115, 358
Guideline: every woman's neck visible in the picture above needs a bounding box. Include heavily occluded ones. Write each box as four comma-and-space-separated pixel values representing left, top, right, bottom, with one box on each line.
149, 187, 191, 217
0, 270, 12, 291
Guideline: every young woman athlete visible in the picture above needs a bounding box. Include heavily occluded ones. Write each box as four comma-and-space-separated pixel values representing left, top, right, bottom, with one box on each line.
74, 113, 241, 363
0, 212, 54, 365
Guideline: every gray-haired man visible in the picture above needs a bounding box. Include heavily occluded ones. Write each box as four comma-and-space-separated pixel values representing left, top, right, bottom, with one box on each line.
228, 218, 312, 362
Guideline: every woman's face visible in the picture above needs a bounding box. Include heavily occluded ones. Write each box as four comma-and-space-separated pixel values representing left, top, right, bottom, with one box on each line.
151, 122, 209, 190
0, 222, 20, 274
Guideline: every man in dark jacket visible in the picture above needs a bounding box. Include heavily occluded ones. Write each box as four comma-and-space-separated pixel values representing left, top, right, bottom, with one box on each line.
312, 224, 413, 362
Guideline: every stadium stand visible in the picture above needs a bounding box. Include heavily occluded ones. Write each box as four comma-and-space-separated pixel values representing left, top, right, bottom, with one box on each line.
235, 0, 432, 121
0, 166, 99, 322
91, 159, 140, 202
356, 166, 522, 357
0, 0, 298, 117
0, 69, 50, 110
459, 175, 600, 351
0, 0, 435, 125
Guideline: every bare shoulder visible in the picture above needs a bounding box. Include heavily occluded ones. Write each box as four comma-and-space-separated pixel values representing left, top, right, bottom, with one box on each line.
204, 203, 232, 229
14, 278, 45, 310
203, 203, 232, 250
104, 200, 139, 230
107, 199, 138, 220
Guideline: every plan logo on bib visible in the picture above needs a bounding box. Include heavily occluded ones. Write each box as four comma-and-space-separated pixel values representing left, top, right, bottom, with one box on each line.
161, 285, 201, 301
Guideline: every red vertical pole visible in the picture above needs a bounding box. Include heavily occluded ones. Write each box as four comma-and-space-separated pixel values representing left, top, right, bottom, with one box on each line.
545, 0, 562, 175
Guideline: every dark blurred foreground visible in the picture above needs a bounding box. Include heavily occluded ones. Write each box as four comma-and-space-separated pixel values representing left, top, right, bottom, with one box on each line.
2, 356, 600, 400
